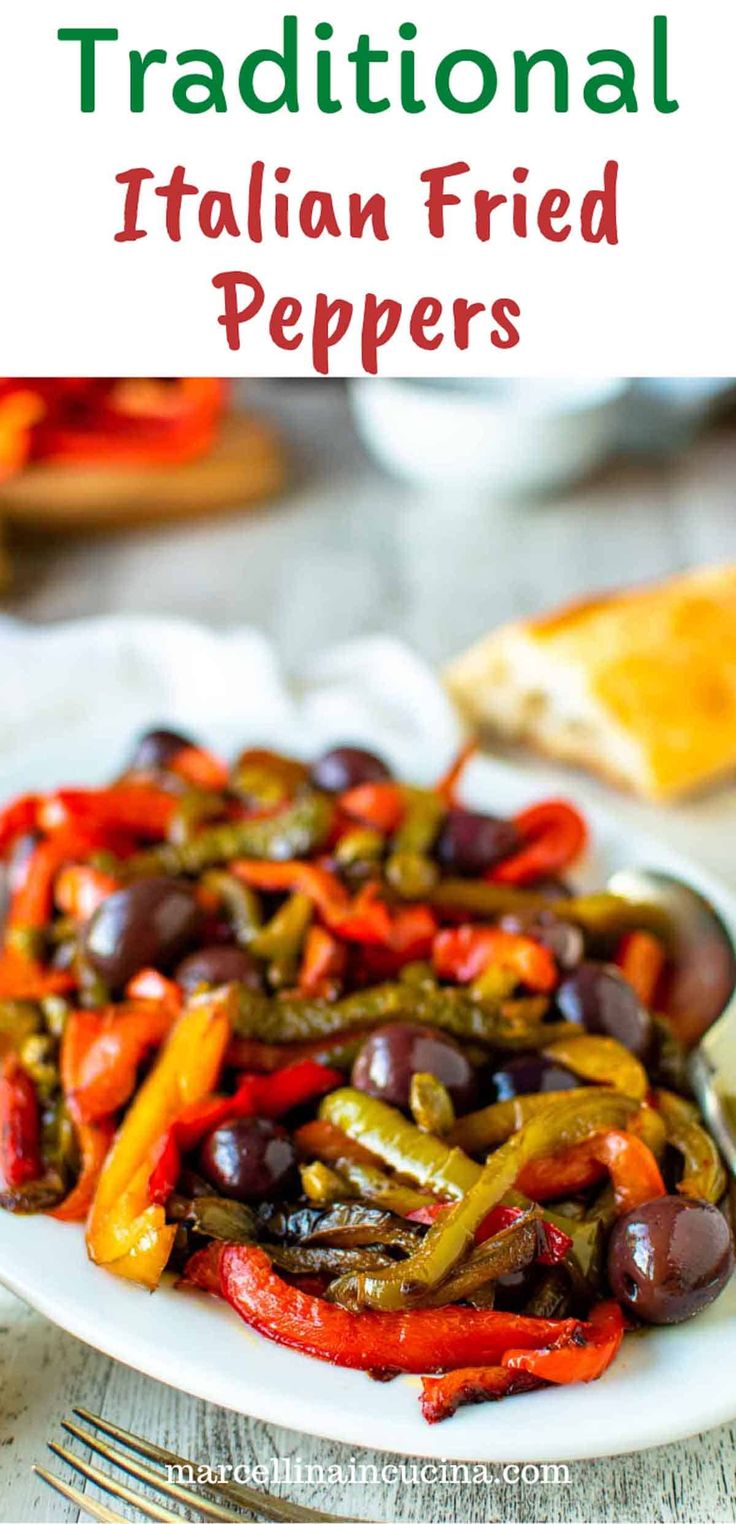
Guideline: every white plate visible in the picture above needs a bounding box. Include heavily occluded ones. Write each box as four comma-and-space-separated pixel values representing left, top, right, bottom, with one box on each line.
0, 622, 735, 1462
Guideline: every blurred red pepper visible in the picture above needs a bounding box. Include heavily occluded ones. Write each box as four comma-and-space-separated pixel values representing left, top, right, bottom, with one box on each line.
233, 860, 396, 947
39, 784, 177, 840
433, 925, 557, 992
339, 783, 406, 835
219, 1243, 584, 1374
0, 1054, 42, 1188
55, 864, 120, 921
0, 794, 40, 855
489, 800, 587, 887
0, 953, 74, 1001
30, 379, 227, 467
616, 930, 665, 1007
435, 741, 478, 807
166, 745, 229, 792
298, 926, 347, 998
502, 1300, 625, 1384
0, 386, 45, 480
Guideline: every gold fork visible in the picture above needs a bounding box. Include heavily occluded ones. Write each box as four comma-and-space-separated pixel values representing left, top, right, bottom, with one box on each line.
33, 1406, 355, 1523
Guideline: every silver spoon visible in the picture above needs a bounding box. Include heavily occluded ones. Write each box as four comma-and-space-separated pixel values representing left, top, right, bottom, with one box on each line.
609, 868, 736, 1176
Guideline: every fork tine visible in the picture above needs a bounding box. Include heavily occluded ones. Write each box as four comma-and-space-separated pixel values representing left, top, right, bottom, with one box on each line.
73, 1408, 351, 1524
33, 1464, 130, 1524
61, 1417, 242, 1523
48, 1440, 184, 1524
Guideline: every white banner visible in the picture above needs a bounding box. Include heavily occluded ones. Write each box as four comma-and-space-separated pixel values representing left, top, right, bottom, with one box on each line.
0, 1, 732, 375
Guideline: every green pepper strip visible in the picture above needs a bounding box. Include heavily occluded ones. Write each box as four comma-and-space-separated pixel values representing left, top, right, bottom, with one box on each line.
124, 793, 334, 877
655, 1088, 727, 1203
326, 1090, 637, 1310
450, 1089, 596, 1153
430, 881, 672, 941
250, 892, 313, 989
320, 1088, 481, 1199
385, 789, 444, 900
330, 1214, 539, 1312
202, 871, 262, 946
234, 981, 574, 1049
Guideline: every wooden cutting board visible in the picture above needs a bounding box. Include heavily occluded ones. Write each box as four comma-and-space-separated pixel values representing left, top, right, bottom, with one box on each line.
0, 411, 286, 531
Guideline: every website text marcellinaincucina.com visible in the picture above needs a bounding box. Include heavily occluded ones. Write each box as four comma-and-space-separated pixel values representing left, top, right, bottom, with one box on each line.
167, 1457, 571, 1488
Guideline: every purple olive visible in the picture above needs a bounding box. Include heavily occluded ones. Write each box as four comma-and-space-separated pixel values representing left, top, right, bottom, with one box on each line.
175, 945, 262, 994
128, 727, 195, 771
351, 1023, 477, 1112
533, 914, 585, 971
556, 961, 654, 1059
309, 746, 392, 793
435, 809, 520, 876
198, 1117, 297, 1202
83, 877, 202, 993
491, 1053, 580, 1103
608, 1196, 734, 1324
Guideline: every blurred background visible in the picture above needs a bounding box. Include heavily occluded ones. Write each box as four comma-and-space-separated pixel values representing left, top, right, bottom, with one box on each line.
0, 377, 735, 669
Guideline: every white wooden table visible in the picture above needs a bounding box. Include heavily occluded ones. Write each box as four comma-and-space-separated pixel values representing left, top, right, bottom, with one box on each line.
2, 381, 736, 1523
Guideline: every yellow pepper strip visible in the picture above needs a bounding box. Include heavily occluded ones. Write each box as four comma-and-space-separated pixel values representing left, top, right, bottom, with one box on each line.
654, 1088, 727, 1203
627, 1104, 667, 1159
319, 1088, 480, 1199
449, 1089, 596, 1153
542, 1035, 648, 1102
409, 1072, 455, 1136
86, 987, 235, 1289
329, 1091, 637, 1311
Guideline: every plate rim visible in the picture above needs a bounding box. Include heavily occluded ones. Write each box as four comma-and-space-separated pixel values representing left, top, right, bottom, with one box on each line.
1, 745, 736, 1462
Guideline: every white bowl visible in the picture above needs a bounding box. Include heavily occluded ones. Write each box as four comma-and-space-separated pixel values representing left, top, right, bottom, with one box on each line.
350, 377, 628, 496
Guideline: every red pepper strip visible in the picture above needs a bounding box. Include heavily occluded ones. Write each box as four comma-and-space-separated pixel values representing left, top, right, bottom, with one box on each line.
407, 1202, 572, 1266
435, 741, 478, 808
0, 1054, 42, 1188
0, 794, 40, 854
168, 745, 229, 792
489, 800, 588, 887
72, 1003, 178, 1125
220, 1243, 584, 1374
55, 864, 121, 921
299, 927, 347, 998
339, 783, 406, 835
49, 1120, 115, 1222
433, 925, 557, 993
148, 1062, 343, 1205
615, 931, 666, 1008
420, 1365, 543, 1424
38, 784, 177, 840
518, 1130, 666, 1214
0, 953, 75, 1001
232, 861, 394, 946
60, 1011, 106, 1123
389, 905, 438, 960
6, 838, 68, 935
181, 1241, 225, 1296
503, 1301, 626, 1385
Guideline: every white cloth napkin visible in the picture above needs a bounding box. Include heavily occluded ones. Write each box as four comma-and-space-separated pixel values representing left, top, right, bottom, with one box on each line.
0, 615, 462, 785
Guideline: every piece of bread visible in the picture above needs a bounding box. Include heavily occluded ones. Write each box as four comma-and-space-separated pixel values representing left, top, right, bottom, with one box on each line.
444, 564, 736, 800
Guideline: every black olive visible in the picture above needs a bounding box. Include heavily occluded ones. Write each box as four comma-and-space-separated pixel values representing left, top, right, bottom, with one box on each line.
198, 1117, 297, 1202
351, 1022, 476, 1112
83, 877, 202, 993
309, 746, 392, 793
557, 961, 654, 1059
608, 1195, 734, 1324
